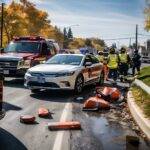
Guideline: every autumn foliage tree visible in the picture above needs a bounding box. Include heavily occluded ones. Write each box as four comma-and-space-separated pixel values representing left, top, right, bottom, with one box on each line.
0, 0, 64, 46
145, 0, 150, 31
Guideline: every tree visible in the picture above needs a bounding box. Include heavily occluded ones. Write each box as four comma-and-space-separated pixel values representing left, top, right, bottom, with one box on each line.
144, 0, 150, 31
85, 38, 93, 47
63, 28, 68, 40
0, 0, 64, 46
67, 27, 73, 40
63, 27, 69, 48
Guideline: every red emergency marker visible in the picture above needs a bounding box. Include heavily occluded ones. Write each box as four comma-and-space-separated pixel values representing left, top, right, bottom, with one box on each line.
20, 115, 36, 124
48, 121, 81, 130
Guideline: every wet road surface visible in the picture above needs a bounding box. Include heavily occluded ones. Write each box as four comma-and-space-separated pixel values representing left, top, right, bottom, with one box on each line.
0, 78, 150, 150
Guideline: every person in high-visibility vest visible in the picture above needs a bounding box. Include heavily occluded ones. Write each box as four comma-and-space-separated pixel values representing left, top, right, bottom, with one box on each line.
97, 51, 108, 81
119, 47, 131, 82
107, 47, 119, 83
97, 51, 104, 63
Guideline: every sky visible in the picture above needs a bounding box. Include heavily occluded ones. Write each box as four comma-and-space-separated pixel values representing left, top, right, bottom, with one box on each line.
4, 0, 150, 47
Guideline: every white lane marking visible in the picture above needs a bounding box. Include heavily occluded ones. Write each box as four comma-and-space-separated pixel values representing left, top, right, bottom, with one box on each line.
52, 103, 71, 150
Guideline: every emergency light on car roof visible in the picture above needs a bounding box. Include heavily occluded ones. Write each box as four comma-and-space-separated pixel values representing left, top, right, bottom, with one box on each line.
13, 36, 45, 41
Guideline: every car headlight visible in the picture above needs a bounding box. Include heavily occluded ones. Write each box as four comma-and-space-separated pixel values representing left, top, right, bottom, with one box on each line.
56, 71, 75, 77
18, 60, 31, 69
25, 70, 32, 76
23, 60, 31, 68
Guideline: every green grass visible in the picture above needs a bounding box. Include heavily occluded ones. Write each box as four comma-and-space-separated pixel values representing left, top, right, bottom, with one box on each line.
137, 66, 150, 86
131, 85, 150, 118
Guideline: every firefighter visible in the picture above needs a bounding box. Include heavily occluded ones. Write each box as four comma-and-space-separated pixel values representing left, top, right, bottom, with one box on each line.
97, 51, 108, 81
132, 50, 141, 75
97, 51, 104, 63
107, 47, 119, 84
119, 47, 131, 82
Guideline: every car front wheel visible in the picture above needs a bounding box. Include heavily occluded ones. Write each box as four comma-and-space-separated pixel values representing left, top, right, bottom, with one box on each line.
74, 75, 84, 94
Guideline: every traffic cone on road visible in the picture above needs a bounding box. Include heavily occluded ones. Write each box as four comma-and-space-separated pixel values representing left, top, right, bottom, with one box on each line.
83, 96, 110, 110
96, 87, 121, 101
38, 108, 49, 117
20, 115, 36, 124
48, 121, 81, 130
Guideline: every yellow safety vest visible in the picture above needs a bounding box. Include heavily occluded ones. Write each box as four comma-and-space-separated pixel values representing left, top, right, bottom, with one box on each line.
107, 54, 118, 69
119, 53, 127, 63
97, 55, 104, 62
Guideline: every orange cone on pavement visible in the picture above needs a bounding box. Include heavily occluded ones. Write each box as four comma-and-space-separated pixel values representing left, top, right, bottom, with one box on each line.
83, 96, 110, 110
111, 88, 121, 101
38, 108, 49, 117
48, 121, 81, 130
20, 115, 36, 124
96, 87, 121, 101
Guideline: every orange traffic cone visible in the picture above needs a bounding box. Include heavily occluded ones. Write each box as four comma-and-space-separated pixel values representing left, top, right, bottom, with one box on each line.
96, 87, 121, 101
20, 115, 36, 124
111, 88, 121, 101
83, 96, 110, 110
48, 121, 81, 130
38, 108, 49, 117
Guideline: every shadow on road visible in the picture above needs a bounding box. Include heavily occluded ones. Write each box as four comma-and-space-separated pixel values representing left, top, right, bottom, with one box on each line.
3, 102, 22, 112
4, 78, 25, 89
30, 90, 74, 103
0, 128, 27, 150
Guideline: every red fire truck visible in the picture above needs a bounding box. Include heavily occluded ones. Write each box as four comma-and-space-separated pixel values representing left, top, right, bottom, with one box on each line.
0, 36, 58, 77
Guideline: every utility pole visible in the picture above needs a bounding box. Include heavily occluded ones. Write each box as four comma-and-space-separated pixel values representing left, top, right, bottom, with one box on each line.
129, 38, 131, 47
135, 24, 138, 51
0, 2, 4, 48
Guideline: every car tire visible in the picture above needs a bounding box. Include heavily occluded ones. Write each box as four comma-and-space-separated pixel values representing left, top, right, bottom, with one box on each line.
31, 89, 40, 94
74, 74, 84, 94
97, 71, 104, 85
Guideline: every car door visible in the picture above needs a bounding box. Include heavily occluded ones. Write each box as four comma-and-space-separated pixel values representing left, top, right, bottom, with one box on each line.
89, 55, 102, 80
82, 55, 93, 83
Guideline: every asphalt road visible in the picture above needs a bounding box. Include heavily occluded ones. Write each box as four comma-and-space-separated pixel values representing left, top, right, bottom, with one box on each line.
0, 77, 150, 150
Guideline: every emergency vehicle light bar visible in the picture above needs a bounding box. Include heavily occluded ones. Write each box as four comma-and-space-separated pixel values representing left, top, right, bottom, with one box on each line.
13, 36, 45, 41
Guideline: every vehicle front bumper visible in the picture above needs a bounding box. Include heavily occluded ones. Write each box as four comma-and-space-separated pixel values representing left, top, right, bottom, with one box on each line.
0, 68, 28, 77
24, 74, 77, 90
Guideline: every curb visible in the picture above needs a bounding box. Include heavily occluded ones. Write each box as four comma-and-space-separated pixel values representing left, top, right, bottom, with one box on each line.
127, 91, 150, 140
134, 79, 150, 95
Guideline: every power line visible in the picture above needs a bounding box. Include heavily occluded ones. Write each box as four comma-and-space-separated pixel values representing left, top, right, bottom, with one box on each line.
138, 33, 150, 37
103, 37, 135, 41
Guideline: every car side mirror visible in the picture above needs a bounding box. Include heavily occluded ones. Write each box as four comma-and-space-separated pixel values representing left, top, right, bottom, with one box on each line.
85, 62, 92, 67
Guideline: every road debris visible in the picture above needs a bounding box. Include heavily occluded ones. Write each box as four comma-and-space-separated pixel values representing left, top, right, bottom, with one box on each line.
96, 86, 121, 101
20, 115, 36, 124
48, 121, 81, 130
83, 96, 110, 110
126, 135, 140, 146
38, 107, 50, 117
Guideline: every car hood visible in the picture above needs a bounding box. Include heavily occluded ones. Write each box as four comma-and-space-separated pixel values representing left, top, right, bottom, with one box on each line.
29, 64, 80, 73
0, 53, 36, 61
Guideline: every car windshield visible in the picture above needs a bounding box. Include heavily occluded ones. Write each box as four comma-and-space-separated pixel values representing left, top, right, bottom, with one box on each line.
4, 41, 41, 53
46, 55, 83, 65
